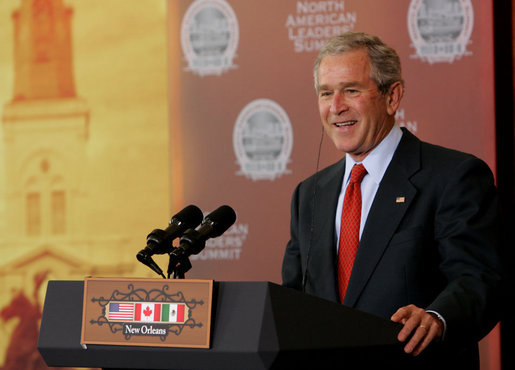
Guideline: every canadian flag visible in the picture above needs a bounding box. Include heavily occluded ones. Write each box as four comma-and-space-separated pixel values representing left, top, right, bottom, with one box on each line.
134, 302, 161, 322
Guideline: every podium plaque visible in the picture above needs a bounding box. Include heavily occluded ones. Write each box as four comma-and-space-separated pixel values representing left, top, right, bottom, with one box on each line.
81, 278, 213, 348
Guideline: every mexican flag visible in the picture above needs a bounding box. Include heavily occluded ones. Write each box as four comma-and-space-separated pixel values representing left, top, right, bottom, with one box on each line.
161, 303, 186, 323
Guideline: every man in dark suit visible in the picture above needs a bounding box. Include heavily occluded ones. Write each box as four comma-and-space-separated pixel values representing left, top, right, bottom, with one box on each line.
282, 32, 502, 366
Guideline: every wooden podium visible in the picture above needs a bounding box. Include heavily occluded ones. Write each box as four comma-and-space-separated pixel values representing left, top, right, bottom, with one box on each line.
38, 280, 416, 369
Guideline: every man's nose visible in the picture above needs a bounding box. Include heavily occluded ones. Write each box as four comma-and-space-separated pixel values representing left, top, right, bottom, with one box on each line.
330, 93, 349, 114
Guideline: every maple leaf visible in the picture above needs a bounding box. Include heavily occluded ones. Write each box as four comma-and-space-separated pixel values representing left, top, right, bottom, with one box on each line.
143, 306, 153, 317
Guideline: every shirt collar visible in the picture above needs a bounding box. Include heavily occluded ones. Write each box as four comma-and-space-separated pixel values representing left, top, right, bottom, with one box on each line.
344, 124, 403, 185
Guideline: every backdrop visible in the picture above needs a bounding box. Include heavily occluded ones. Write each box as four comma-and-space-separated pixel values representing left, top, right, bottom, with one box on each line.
166, 0, 499, 369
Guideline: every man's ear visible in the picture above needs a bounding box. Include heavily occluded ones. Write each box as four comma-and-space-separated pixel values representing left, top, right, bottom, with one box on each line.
386, 81, 404, 115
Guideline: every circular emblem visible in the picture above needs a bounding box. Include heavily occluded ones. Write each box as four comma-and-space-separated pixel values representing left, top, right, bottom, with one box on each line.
181, 0, 239, 76
408, 0, 473, 64
233, 99, 293, 181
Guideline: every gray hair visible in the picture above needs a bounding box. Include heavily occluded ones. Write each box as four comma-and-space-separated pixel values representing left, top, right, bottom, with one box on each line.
313, 32, 404, 95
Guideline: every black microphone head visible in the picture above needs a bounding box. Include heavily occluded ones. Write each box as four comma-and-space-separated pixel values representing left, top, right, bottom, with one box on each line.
203, 205, 237, 237
171, 205, 203, 229
173, 206, 236, 262
142, 205, 203, 257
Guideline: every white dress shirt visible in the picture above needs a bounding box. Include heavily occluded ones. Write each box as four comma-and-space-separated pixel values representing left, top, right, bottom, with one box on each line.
335, 124, 403, 248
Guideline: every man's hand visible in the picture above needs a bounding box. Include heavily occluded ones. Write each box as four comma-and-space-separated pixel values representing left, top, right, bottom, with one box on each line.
390, 304, 444, 356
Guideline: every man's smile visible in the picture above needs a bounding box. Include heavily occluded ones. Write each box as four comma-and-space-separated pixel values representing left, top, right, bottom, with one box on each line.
334, 120, 357, 127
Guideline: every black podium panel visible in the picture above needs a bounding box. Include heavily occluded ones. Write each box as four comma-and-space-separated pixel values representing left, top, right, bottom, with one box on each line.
38, 280, 410, 369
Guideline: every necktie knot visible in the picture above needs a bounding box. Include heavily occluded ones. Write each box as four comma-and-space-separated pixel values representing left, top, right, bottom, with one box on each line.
349, 164, 367, 184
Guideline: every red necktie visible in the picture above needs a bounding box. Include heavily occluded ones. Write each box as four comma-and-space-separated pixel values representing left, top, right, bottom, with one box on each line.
337, 163, 367, 303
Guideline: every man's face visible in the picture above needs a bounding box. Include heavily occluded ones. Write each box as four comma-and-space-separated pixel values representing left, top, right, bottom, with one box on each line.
317, 49, 399, 162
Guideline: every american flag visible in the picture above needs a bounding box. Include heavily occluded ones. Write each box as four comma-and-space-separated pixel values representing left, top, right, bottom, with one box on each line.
107, 302, 134, 321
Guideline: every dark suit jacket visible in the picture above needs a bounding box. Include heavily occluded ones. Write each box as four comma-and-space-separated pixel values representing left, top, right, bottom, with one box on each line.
282, 129, 502, 365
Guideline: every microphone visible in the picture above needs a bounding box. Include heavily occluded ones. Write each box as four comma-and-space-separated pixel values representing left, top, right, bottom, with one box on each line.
138, 205, 203, 258
170, 205, 237, 261
137, 205, 203, 277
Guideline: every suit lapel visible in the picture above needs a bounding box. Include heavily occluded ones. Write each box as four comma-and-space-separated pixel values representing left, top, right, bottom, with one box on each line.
343, 129, 421, 307
307, 158, 345, 300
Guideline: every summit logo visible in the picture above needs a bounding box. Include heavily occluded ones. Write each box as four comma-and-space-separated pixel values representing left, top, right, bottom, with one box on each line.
181, 0, 239, 76
408, 0, 474, 64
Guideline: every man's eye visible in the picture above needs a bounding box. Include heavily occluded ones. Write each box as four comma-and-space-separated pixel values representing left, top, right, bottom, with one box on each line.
346, 89, 358, 94
319, 91, 332, 97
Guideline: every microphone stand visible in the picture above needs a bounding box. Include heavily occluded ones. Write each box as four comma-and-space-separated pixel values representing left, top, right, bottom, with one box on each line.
167, 238, 206, 279
167, 252, 192, 279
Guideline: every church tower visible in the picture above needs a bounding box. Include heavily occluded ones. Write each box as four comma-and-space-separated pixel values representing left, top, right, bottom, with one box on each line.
1, 0, 89, 247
